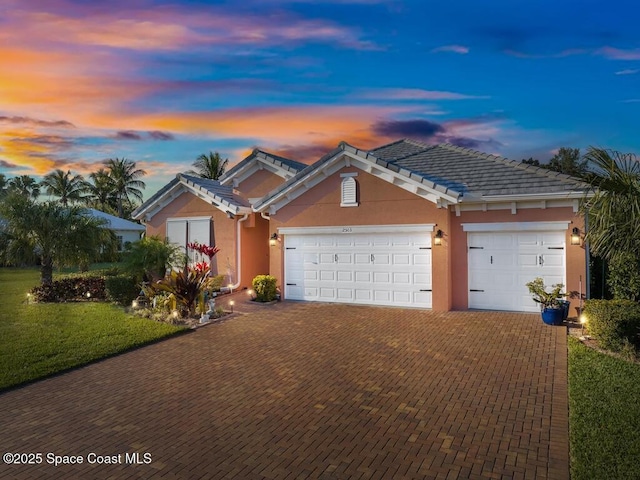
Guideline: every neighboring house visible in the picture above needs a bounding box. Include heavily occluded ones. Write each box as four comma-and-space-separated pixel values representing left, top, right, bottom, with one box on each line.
87, 209, 145, 251
133, 139, 589, 313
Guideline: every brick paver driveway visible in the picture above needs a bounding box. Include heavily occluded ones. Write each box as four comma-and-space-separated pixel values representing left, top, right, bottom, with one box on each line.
0, 300, 568, 479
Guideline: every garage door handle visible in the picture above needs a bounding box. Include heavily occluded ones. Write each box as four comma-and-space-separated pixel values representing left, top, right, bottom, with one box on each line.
490, 255, 493, 264
539, 255, 544, 265
419, 289, 432, 292
334, 254, 338, 262
371, 254, 375, 262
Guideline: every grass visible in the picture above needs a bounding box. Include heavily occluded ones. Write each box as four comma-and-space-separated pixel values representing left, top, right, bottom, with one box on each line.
569, 336, 640, 479
0, 267, 185, 391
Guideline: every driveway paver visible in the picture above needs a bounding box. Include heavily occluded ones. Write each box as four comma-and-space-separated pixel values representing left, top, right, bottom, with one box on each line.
0, 299, 568, 479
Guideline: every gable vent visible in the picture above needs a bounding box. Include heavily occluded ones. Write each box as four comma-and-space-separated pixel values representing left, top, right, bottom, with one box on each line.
340, 176, 358, 207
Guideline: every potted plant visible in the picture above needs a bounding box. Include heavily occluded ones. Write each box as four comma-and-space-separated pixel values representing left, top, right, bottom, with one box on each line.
525, 277, 566, 325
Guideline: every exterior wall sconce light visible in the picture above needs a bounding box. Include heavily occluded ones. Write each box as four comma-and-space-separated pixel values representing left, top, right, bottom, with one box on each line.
434, 229, 444, 246
571, 227, 581, 246
269, 233, 280, 246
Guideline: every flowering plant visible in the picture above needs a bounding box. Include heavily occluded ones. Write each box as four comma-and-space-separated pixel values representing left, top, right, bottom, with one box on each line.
187, 242, 220, 260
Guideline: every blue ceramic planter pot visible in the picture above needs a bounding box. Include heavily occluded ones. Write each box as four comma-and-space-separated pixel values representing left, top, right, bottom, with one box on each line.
541, 307, 564, 326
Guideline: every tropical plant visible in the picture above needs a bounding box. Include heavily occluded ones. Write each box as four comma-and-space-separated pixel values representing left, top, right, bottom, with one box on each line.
40, 169, 86, 205
0, 173, 7, 197
526, 277, 565, 309
0, 194, 115, 284
7, 175, 40, 199
188, 151, 229, 180
104, 157, 146, 218
122, 236, 184, 282
150, 266, 212, 317
580, 147, 640, 264
83, 168, 117, 212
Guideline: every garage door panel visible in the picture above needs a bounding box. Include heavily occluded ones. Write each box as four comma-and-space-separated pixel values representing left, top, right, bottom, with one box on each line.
393, 272, 410, 284
319, 253, 334, 264
468, 231, 565, 312
337, 289, 353, 300
373, 272, 390, 283
354, 253, 370, 264
374, 290, 391, 302
303, 270, 317, 281
413, 273, 431, 286
392, 254, 410, 265
337, 270, 352, 282
320, 270, 334, 281
373, 254, 390, 265
413, 253, 431, 265
355, 289, 372, 301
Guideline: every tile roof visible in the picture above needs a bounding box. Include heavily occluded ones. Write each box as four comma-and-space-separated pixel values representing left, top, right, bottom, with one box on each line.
371, 140, 590, 197
179, 174, 250, 207
219, 148, 306, 183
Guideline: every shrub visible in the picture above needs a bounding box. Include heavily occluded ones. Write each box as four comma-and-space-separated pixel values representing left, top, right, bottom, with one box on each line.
123, 236, 185, 282
30, 276, 106, 302
105, 274, 139, 306
252, 275, 277, 302
608, 253, 640, 301
584, 299, 640, 352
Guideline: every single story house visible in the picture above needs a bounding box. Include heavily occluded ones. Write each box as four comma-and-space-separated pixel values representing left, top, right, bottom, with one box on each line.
87, 208, 145, 251
133, 139, 589, 313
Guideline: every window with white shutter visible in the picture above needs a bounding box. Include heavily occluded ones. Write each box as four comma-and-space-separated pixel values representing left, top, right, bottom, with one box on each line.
340, 174, 358, 207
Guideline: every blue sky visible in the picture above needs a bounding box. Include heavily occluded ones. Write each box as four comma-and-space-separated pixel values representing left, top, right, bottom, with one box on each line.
0, 0, 638, 198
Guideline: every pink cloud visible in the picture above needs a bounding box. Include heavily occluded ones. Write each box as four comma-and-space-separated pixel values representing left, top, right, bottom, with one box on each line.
358, 88, 489, 101
431, 45, 469, 54
596, 47, 640, 60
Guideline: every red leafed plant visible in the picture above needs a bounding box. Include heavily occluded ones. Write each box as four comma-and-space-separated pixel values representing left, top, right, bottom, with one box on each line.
187, 242, 220, 260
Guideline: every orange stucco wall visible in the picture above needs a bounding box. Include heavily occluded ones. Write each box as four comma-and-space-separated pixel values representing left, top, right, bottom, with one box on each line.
144, 192, 269, 288
235, 169, 288, 199
450, 207, 586, 313
268, 167, 452, 309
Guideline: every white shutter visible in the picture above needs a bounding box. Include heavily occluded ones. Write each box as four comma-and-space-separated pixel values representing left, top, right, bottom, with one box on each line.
188, 219, 210, 246
166, 220, 187, 247
341, 177, 358, 207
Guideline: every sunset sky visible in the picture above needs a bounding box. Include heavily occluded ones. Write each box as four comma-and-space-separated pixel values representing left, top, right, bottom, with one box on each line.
1, 0, 638, 198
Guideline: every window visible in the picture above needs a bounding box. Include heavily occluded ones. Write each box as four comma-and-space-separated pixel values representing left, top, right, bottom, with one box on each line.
340, 173, 358, 207
166, 217, 212, 263
116, 235, 124, 251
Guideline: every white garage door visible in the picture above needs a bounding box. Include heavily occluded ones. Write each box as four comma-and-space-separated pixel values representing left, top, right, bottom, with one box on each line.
284, 227, 433, 308
467, 230, 566, 312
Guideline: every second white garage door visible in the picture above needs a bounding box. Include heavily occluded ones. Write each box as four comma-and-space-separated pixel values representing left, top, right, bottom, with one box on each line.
283, 226, 433, 308
467, 229, 566, 312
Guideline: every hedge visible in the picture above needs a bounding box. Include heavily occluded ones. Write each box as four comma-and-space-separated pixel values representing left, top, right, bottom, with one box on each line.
105, 274, 140, 306
584, 299, 640, 352
30, 276, 107, 302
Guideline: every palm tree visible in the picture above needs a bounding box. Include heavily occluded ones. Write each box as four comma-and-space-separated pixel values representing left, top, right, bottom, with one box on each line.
0, 174, 7, 198
40, 169, 85, 206
83, 168, 117, 212
188, 151, 228, 180
0, 194, 114, 284
8, 175, 40, 199
580, 146, 640, 262
104, 158, 146, 218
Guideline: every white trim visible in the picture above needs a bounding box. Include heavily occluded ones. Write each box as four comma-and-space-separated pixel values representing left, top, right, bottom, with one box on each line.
461, 221, 570, 232
166, 216, 212, 222
340, 172, 358, 178
278, 224, 436, 236
453, 198, 581, 213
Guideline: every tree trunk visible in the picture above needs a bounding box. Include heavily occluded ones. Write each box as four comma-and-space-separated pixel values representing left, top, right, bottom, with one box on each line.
40, 257, 54, 285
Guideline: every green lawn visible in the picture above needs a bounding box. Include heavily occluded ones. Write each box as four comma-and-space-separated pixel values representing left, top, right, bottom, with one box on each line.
0, 268, 185, 391
569, 336, 640, 480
